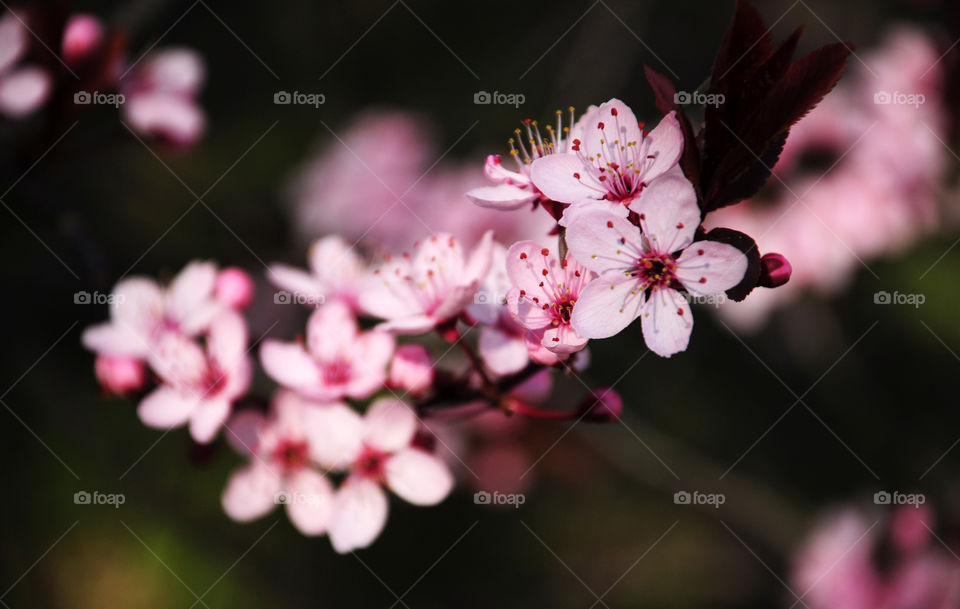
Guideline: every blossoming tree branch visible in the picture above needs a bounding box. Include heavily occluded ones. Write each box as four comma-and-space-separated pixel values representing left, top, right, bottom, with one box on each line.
80, 2, 852, 553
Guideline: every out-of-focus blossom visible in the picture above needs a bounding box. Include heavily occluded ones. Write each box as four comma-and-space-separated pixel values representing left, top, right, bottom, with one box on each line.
361, 231, 494, 334
388, 344, 434, 396
465, 105, 595, 210
61, 14, 103, 65
530, 99, 683, 225
138, 310, 251, 443
0, 11, 51, 119
122, 47, 206, 146
505, 240, 592, 355
566, 175, 747, 357
94, 354, 146, 396
260, 301, 394, 400
82, 260, 222, 358
324, 398, 453, 553
268, 235, 364, 310
215, 267, 255, 309
792, 505, 960, 609
222, 391, 347, 536
707, 27, 947, 330
287, 111, 555, 252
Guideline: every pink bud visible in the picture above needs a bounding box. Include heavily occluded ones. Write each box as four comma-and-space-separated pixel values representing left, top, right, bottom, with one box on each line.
215, 267, 254, 309
577, 387, 622, 422
389, 344, 434, 396
62, 14, 103, 65
758, 252, 792, 288
95, 355, 146, 395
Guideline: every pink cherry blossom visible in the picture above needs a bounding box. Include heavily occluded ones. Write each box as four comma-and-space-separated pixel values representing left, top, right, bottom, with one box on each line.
215, 267, 255, 309
565, 175, 747, 357
94, 354, 146, 396
61, 14, 103, 65
138, 309, 251, 443
465, 106, 595, 210
260, 300, 394, 400
0, 12, 51, 119
360, 231, 495, 334
222, 391, 349, 536
505, 240, 592, 355
268, 235, 364, 310
321, 398, 454, 553
82, 260, 223, 358
467, 243, 559, 375
122, 47, 206, 146
388, 344, 434, 396
529, 98, 683, 222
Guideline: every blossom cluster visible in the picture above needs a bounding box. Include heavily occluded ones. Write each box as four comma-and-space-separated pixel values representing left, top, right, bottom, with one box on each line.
80, 93, 792, 551
0, 8, 205, 145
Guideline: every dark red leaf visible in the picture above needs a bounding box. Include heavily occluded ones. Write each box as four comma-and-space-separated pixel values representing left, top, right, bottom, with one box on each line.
704, 227, 762, 302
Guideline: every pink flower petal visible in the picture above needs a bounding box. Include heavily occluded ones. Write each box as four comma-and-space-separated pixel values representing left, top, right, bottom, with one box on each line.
137, 385, 196, 430
675, 240, 748, 296
466, 183, 537, 210
478, 326, 529, 376
221, 462, 282, 522
565, 210, 644, 275
223, 410, 266, 456
0, 66, 50, 118
301, 401, 365, 469
570, 278, 644, 339
284, 469, 335, 536
642, 111, 684, 181
328, 478, 389, 553
189, 398, 230, 443
640, 287, 692, 357
260, 340, 320, 389
529, 153, 601, 204
385, 448, 454, 506
629, 174, 700, 254
364, 398, 417, 452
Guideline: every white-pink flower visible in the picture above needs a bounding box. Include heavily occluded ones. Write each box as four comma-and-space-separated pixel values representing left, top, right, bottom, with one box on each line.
81, 260, 223, 358
122, 47, 206, 146
465, 106, 595, 210
221, 391, 350, 536
268, 235, 364, 310
505, 240, 592, 355
138, 309, 251, 443
321, 398, 454, 553
360, 231, 495, 334
529, 98, 683, 223
0, 11, 51, 119
565, 175, 747, 357
260, 300, 394, 400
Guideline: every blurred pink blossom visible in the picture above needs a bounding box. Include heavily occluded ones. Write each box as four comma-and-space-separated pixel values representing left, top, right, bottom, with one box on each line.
0, 11, 51, 119
707, 27, 947, 330
122, 47, 206, 146
94, 354, 146, 396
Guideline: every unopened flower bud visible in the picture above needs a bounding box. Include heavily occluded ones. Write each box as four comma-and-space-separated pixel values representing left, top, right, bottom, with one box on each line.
62, 14, 103, 65
758, 253, 792, 288
215, 267, 254, 309
95, 355, 146, 395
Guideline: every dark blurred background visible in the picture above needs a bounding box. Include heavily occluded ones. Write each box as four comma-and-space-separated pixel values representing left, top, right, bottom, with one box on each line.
3, 0, 960, 607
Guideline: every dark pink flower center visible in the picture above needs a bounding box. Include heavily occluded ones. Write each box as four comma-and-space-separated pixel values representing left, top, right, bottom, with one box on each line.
321, 358, 352, 385
353, 445, 389, 480
271, 438, 310, 471
635, 252, 678, 290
